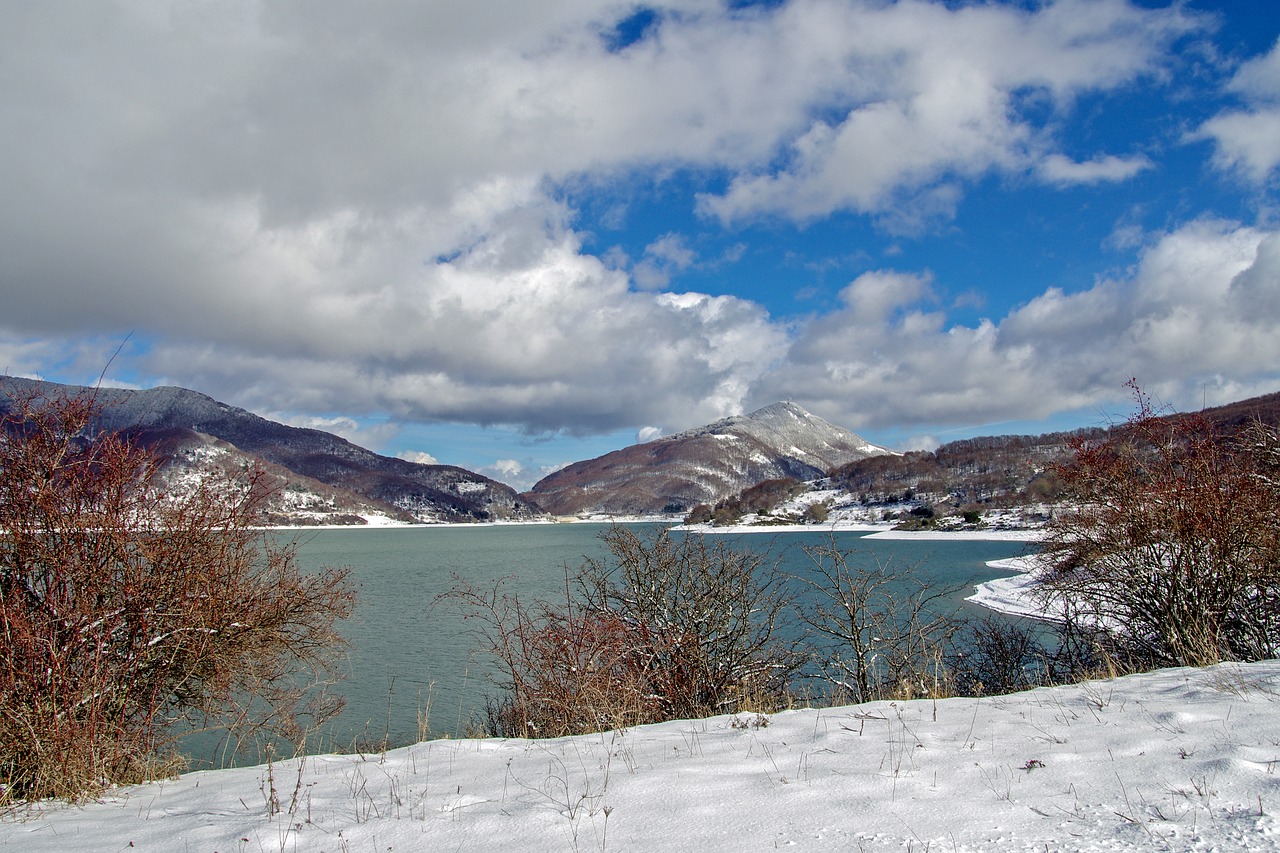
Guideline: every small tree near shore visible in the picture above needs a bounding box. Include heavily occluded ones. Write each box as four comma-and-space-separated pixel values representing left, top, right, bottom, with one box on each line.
1039, 382, 1280, 667
0, 385, 356, 802
448, 527, 798, 737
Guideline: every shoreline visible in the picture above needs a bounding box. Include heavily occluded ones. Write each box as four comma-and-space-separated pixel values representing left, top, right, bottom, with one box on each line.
264, 514, 1057, 621
966, 554, 1050, 620
266, 514, 1049, 540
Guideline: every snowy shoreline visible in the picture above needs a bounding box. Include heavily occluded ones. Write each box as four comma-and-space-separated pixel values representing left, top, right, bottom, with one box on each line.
7, 661, 1278, 851
966, 555, 1049, 620
268, 516, 1056, 621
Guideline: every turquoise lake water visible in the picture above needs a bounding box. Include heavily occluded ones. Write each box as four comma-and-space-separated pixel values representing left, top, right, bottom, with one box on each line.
184, 524, 1033, 767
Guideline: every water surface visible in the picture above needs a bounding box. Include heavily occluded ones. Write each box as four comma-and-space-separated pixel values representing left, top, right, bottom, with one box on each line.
185, 524, 1032, 766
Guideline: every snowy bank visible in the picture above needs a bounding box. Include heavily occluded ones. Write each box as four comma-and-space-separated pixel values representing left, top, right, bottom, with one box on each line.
966, 555, 1050, 620
6, 662, 1279, 852
866, 528, 1045, 542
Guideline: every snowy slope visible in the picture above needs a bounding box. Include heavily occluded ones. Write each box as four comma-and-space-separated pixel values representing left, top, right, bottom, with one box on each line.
6, 662, 1279, 852
526, 402, 890, 515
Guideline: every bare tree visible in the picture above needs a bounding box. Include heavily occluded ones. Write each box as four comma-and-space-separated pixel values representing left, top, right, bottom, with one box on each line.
1039, 383, 1280, 666
793, 540, 961, 703
0, 384, 355, 802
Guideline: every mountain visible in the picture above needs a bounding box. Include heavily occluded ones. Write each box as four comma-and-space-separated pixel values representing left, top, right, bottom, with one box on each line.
811, 388, 1280, 530
523, 402, 890, 516
0, 377, 540, 524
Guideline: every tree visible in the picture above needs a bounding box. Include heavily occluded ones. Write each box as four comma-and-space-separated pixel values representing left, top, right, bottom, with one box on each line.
449, 527, 798, 736
803, 502, 830, 523
0, 384, 356, 802
1039, 383, 1280, 667
793, 541, 960, 702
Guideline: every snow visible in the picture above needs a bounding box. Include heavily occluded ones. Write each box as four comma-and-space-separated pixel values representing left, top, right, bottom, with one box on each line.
868, 529, 1045, 542
967, 555, 1050, 620
6, 662, 1280, 851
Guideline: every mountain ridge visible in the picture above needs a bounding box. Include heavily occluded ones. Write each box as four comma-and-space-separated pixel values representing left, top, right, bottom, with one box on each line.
0, 377, 539, 524
523, 401, 890, 516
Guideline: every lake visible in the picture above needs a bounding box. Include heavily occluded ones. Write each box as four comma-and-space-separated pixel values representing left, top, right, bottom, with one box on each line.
184, 523, 1033, 767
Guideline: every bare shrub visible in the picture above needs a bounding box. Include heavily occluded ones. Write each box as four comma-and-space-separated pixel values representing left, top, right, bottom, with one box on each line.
948, 616, 1048, 696
1040, 382, 1280, 666
0, 385, 355, 802
448, 528, 798, 737
793, 541, 961, 703
576, 527, 798, 719
444, 577, 665, 738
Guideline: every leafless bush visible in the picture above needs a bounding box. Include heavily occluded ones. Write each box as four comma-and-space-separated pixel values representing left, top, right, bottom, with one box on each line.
447, 527, 798, 737
444, 576, 666, 738
0, 385, 355, 802
793, 541, 961, 703
576, 527, 798, 719
1040, 382, 1280, 666
948, 616, 1049, 696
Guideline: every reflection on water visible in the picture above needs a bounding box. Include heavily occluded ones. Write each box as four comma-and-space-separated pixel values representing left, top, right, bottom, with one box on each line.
182, 523, 1032, 767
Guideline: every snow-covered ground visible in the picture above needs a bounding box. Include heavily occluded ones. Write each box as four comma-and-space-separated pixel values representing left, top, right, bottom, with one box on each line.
6, 662, 1279, 852
966, 555, 1050, 620
6, 521, 1275, 851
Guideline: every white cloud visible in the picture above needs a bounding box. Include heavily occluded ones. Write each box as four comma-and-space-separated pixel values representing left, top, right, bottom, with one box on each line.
267, 413, 401, 451
698, 0, 1196, 224
1228, 35, 1280, 101
1199, 111, 1280, 183
493, 459, 523, 477
636, 426, 665, 443
0, 0, 1227, 446
901, 435, 941, 453
114, 210, 788, 433
397, 450, 441, 466
751, 219, 1280, 431
632, 233, 697, 290
479, 458, 569, 492
1038, 153, 1153, 185
1196, 37, 1280, 182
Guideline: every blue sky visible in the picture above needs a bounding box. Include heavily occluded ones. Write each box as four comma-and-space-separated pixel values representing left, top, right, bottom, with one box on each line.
2, 0, 1279, 490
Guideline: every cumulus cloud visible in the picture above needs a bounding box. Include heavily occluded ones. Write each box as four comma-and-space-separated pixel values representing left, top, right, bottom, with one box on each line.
1197, 37, 1280, 182
901, 435, 941, 453
636, 426, 665, 443
397, 450, 441, 466
0, 0, 1231, 447
479, 458, 570, 492
750, 219, 1280, 432
268, 413, 401, 451
632, 233, 697, 290
698, 0, 1196, 224
1038, 153, 1154, 185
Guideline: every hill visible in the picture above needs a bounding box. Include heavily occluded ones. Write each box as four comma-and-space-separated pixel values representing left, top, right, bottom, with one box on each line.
0, 378, 540, 524
524, 402, 890, 515
696, 388, 1280, 530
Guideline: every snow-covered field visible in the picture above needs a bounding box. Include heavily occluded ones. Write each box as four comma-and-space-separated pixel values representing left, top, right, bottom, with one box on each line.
5, 662, 1279, 852
11, 522, 1274, 851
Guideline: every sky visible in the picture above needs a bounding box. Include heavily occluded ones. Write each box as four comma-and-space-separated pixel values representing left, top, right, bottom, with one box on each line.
2, 0, 1279, 491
